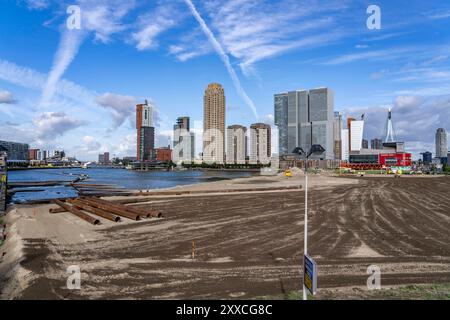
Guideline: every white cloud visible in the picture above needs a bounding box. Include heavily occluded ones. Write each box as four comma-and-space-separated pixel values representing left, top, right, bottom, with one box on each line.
0, 122, 35, 145
33, 112, 87, 140
427, 10, 450, 20
95, 92, 137, 128
81, 1, 136, 43
24, 0, 50, 10
132, 5, 177, 51
169, 30, 213, 62
76, 135, 102, 154
370, 69, 389, 80
363, 32, 412, 42
0, 58, 95, 104
0, 58, 96, 112
0, 59, 46, 90
421, 55, 448, 66
0, 90, 15, 104
393, 85, 450, 97
117, 134, 136, 156
323, 47, 416, 65
394, 96, 422, 109
261, 114, 274, 126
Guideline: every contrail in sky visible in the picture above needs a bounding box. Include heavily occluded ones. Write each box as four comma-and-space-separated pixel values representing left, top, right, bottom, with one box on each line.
183, 0, 259, 119
40, 28, 86, 106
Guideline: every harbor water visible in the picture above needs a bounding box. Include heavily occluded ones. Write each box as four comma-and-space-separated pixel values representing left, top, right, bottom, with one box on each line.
8, 168, 256, 203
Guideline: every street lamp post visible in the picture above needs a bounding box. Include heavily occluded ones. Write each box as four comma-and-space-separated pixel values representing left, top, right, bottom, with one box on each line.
303, 155, 308, 301
293, 141, 325, 301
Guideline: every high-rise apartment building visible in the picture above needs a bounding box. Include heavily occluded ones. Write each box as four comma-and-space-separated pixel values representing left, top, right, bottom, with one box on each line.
136, 100, 155, 162
274, 94, 288, 156
203, 83, 225, 164
226, 125, 247, 164
333, 112, 344, 160
104, 152, 110, 164
349, 120, 364, 152
98, 152, 110, 164
249, 123, 271, 165
173, 116, 195, 163
175, 116, 190, 132
436, 128, 448, 158
0, 140, 29, 162
341, 129, 349, 161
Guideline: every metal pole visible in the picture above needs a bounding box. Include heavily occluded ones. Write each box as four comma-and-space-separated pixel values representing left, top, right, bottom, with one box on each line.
303, 158, 308, 301
303, 121, 312, 301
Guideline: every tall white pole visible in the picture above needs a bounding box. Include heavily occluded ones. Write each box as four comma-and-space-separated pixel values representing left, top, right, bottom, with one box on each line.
303, 162, 308, 301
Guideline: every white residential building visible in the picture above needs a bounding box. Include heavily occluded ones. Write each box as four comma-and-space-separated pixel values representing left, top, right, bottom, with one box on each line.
350, 120, 365, 152
341, 129, 349, 161
249, 123, 271, 165
226, 125, 247, 164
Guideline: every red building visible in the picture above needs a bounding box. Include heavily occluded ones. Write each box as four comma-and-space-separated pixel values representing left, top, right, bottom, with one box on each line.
155, 147, 172, 163
379, 153, 412, 167
29, 149, 39, 160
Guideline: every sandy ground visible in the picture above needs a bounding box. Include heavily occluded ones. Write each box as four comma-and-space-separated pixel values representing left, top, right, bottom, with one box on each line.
0, 174, 449, 299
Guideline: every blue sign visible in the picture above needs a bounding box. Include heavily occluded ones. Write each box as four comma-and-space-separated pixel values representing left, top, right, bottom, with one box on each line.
304, 255, 317, 295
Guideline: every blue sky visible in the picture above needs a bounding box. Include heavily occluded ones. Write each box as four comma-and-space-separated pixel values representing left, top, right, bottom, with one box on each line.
1, 0, 450, 160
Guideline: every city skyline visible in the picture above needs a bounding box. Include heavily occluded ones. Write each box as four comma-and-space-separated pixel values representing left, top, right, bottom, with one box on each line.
1, 1, 450, 161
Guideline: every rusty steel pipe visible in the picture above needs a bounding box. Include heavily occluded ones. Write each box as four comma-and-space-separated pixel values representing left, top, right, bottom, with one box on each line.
49, 207, 67, 214
89, 197, 162, 218
79, 198, 140, 221
85, 197, 149, 218
53, 200, 100, 225
69, 199, 121, 223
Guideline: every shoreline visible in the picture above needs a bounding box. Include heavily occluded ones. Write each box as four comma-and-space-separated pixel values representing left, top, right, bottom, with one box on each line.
6, 168, 259, 205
